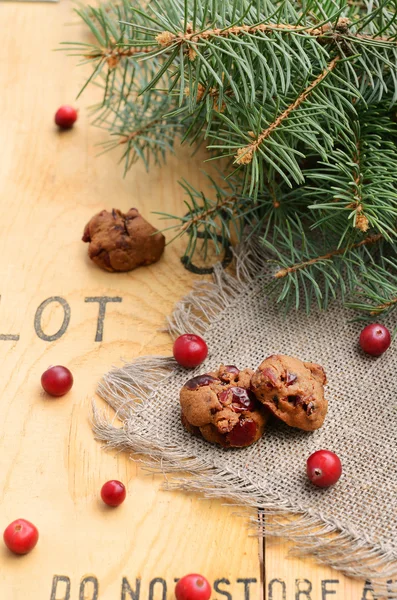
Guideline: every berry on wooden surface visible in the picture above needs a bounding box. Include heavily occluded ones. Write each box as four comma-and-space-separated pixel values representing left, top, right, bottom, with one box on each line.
3, 519, 39, 555
101, 480, 126, 507
175, 574, 212, 600
41, 366, 73, 397
55, 105, 78, 129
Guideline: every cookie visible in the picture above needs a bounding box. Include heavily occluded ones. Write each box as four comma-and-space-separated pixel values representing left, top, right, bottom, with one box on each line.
251, 354, 327, 431
180, 365, 268, 447
82, 208, 165, 272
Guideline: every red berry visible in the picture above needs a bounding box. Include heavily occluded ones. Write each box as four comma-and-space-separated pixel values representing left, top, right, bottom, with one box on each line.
227, 418, 257, 447
185, 374, 218, 390
3, 519, 39, 555
175, 574, 211, 600
173, 334, 208, 369
359, 323, 391, 356
55, 105, 78, 129
41, 366, 73, 397
307, 450, 342, 488
101, 480, 126, 507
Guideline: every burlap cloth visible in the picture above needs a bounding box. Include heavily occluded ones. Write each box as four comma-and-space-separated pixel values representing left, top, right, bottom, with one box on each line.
94, 241, 397, 597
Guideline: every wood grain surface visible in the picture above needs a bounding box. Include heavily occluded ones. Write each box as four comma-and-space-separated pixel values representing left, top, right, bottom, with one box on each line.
0, 2, 368, 598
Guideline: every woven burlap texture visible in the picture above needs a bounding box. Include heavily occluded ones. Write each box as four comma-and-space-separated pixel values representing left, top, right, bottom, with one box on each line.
94, 241, 397, 597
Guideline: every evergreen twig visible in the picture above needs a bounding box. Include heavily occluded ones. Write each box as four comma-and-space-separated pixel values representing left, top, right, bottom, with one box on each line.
69, 0, 397, 316
274, 232, 383, 278
235, 56, 341, 166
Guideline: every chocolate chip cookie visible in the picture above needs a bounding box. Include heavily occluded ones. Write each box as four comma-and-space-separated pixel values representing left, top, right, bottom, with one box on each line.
82, 208, 165, 272
251, 354, 327, 431
180, 365, 268, 447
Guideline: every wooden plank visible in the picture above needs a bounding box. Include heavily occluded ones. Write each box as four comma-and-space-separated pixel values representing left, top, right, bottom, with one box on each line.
264, 536, 366, 599
0, 2, 365, 598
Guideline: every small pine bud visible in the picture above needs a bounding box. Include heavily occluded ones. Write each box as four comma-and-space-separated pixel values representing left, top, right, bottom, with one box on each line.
188, 46, 197, 61
275, 268, 288, 279
156, 31, 175, 46
356, 213, 369, 232
213, 100, 226, 113
336, 17, 351, 33
107, 55, 119, 69
235, 146, 254, 165
196, 84, 206, 101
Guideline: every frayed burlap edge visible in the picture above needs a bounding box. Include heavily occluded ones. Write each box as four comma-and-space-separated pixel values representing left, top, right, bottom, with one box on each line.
93, 239, 397, 598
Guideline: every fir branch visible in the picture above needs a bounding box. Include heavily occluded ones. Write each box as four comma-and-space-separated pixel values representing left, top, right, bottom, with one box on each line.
92, 84, 184, 172
115, 1, 397, 110
208, 60, 357, 196
347, 137, 369, 233
261, 216, 391, 311
85, 46, 157, 67
71, 0, 397, 314
155, 21, 328, 47
154, 17, 397, 49
302, 106, 397, 242
267, 179, 281, 209
156, 173, 285, 260
157, 181, 243, 260
347, 257, 397, 317
274, 231, 383, 279
179, 194, 238, 233
370, 296, 397, 315
118, 117, 163, 143
234, 56, 341, 166
158, 170, 309, 262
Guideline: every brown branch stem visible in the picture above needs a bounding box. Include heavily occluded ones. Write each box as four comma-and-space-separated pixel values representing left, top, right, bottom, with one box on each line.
118, 118, 162, 144
85, 46, 155, 67
235, 57, 340, 165
275, 233, 384, 279
181, 196, 237, 232
348, 138, 369, 232
267, 180, 280, 208
370, 297, 397, 315
86, 17, 396, 67
156, 17, 396, 49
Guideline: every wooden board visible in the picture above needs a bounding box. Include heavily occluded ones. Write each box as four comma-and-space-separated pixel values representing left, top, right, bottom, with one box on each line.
0, 2, 369, 598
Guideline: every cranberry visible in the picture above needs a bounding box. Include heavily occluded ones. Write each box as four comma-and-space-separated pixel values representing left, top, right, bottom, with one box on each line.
224, 365, 240, 374
101, 480, 126, 507
184, 374, 218, 390
175, 574, 211, 600
219, 365, 240, 383
307, 450, 342, 488
359, 323, 391, 356
3, 519, 39, 555
286, 372, 297, 386
55, 105, 78, 129
261, 367, 278, 388
305, 401, 315, 415
173, 334, 208, 369
41, 365, 73, 397
218, 389, 231, 404
227, 418, 257, 447
224, 387, 256, 412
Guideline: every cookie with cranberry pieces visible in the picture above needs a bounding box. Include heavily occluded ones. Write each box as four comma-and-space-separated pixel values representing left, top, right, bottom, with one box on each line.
251, 354, 327, 431
180, 365, 268, 448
